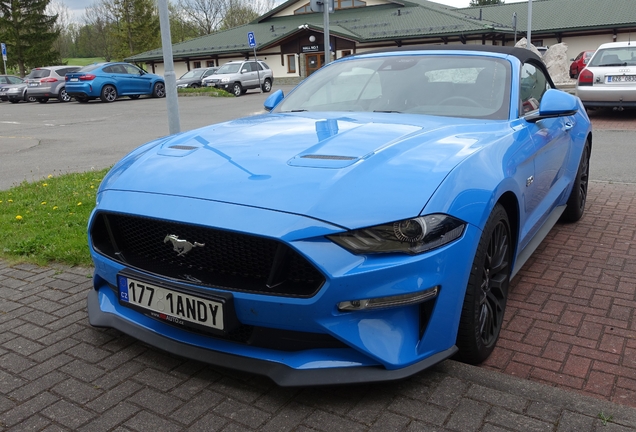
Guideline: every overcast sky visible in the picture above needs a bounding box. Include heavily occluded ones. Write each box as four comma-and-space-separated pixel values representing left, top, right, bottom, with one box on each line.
65, 0, 529, 24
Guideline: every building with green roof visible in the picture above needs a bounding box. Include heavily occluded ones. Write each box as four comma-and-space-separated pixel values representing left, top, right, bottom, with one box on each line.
126, 0, 636, 81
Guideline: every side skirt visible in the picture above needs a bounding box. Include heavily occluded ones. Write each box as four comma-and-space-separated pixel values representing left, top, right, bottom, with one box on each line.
511, 205, 566, 279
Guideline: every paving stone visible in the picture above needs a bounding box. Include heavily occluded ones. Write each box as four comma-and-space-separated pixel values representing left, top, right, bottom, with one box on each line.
41, 399, 96, 430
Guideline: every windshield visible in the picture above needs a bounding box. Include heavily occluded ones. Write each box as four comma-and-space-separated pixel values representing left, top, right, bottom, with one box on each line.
275, 54, 511, 120
180, 70, 204, 79
216, 63, 241, 74
588, 46, 636, 67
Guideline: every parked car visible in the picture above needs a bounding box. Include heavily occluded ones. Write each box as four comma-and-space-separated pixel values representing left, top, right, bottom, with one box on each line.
0, 75, 31, 103
569, 50, 594, 78
65, 62, 165, 103
0, 72, 35, 103
87, 45, 592, 386
25, 65, 82, 103
176, 67, 218, 89
202, 60, 273, 96
576, 41, 636, 109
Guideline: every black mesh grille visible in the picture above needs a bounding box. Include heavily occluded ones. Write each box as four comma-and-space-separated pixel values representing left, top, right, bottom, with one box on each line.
91, 212, 325, 297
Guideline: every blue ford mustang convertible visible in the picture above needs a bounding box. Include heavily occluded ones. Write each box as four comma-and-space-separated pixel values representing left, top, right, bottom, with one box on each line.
87, 46, 592, 385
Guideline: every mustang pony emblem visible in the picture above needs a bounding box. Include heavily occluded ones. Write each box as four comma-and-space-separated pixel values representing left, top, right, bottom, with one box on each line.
163, 234, 205, 256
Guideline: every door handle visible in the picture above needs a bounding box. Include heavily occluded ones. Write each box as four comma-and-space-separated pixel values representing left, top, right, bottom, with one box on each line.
564, 122, 574, 130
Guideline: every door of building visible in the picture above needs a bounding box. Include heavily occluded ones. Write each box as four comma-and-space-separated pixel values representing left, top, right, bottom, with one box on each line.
306, 54, 325, 76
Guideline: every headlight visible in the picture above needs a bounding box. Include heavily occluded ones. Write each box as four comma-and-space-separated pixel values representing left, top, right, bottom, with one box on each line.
221, 78, 230, 83
328, 214, 465, 255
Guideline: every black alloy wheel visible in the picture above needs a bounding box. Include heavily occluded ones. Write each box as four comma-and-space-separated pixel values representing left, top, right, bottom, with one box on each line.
456, 203, 511, 364
152, 82, 165, 98
560, 140, 590, 223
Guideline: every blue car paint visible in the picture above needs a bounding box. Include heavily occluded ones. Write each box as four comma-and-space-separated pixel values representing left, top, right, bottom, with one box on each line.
87, 47, 593, 385
65, 62, 164, 101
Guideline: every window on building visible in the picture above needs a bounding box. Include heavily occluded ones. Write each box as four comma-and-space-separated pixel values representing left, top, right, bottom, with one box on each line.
193, 61, 201, 68
207, 60, 216, 67
287, 55, 297, 73
341, 50, 352, 57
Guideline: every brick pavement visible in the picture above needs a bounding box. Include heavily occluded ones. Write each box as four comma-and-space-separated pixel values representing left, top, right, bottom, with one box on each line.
1, 258, 636, 431
483, 182, 636, 409
587, 108, 636, 130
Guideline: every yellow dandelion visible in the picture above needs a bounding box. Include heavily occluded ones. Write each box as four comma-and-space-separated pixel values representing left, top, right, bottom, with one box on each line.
48, 174, 53, 178
15, 215, 23, 221
42, 183, 48, 187
90, 185, 95, 189
77, 202, 82, 206
53, 206, 58, 210
8, 199, 13, 203
41, 201, 47, 205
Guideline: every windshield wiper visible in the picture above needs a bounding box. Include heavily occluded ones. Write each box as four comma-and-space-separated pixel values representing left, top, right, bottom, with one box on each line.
601, 62, 627, 67
373, 110, 402, 113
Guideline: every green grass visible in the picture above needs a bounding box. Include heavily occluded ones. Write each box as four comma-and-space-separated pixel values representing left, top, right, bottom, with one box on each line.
177, 87, 234, 97
64, 57, 106, 66
0, 169, 109, 267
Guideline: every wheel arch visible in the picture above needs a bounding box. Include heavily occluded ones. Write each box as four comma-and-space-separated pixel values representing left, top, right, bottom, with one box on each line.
495, 191, 520, 270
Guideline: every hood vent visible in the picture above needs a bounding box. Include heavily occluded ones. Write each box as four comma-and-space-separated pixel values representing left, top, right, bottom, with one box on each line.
301, 155, 357, 160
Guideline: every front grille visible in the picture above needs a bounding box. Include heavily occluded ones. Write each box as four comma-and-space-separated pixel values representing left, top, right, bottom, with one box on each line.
91, 212, 325, 297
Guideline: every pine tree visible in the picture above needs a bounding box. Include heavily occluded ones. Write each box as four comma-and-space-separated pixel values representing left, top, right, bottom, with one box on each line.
0, 0, 61, 76
469, 0, 504, 6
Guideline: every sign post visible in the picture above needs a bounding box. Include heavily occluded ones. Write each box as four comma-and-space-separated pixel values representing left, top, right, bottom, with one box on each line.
247, 31, 263, 93
1, 43, 7, 75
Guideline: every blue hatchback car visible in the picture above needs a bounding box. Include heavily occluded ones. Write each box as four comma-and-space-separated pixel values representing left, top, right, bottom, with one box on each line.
87, 46, 592, 386
65, 62, 165, 103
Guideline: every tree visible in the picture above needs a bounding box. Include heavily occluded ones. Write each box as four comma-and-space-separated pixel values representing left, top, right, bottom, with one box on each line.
219, 0, 275, 31
469, 0, 504, 6
176, 0, 225, 36
47, 0, 76, 58
0, 0, 61, 76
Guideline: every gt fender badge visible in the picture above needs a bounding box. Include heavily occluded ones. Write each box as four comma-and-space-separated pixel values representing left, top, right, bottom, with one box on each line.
164, 234, 205, 256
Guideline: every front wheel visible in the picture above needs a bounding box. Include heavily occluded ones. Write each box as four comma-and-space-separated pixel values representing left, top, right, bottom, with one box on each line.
262, 79, 272, 93
100, 85, 117, 103
58, 88, 72, 102
232, 83, 242, 97
456, 203, 511, 364
560, 140, 590, 222
152, 82, 165, 98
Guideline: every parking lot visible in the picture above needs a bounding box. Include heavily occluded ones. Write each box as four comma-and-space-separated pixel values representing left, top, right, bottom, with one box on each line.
1, 91, 636, 430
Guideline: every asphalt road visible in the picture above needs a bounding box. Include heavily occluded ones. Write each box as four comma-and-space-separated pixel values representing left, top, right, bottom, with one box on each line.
1, 88, 634, 190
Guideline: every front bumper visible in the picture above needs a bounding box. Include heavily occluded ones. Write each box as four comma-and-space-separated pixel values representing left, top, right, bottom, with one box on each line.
88, 190, 479, 385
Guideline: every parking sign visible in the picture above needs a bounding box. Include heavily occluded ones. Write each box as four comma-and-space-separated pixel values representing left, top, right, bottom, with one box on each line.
247, 32, 256, 48
1, 43, 6, 61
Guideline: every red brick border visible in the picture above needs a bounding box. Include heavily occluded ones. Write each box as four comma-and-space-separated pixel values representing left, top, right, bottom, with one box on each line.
483, 182, 636, 408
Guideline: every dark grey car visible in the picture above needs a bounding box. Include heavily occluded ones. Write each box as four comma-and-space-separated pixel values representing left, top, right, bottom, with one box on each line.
176, 67, 218, 89
26, 65, 82, 103
0, 75, 31, 103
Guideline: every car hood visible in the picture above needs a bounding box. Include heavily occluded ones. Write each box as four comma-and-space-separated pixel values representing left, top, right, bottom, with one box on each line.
101, 112, 506, 229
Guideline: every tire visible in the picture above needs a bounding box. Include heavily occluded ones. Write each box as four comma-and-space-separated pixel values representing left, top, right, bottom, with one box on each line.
100, 85, 117, 103
560, 140, 590, 222
456, 203, 511, 364
190, 83, 199, 89
128, 95, 140, 100
37, 97, 49, 103
152, 82, 165, 98
58, 88, 72, 102
232, 83, 242, 97
262, 78, 272, 93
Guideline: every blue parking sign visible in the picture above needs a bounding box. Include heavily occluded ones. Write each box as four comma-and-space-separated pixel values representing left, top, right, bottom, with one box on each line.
247, 32, 256, 48
1, 43, 6, 60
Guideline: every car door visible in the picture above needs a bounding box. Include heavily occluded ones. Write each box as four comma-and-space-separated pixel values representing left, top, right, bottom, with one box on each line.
243, 62, 259, 88
521, 62, 573, 242
123, 64, 152, 94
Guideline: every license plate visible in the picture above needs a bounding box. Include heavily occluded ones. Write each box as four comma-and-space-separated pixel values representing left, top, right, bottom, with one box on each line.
70, 78, 79, 82
28, 83, 38, 87
607, 75, 636, 83
118, 275, 225, 331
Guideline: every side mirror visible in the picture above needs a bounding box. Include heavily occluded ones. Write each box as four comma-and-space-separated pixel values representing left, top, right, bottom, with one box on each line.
264, 89, 284, 111
525, 89, 578, 123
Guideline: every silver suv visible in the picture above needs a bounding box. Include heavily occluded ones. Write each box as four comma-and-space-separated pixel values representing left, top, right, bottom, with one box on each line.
26, 65, 82, 103
202, 60, 273, 96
